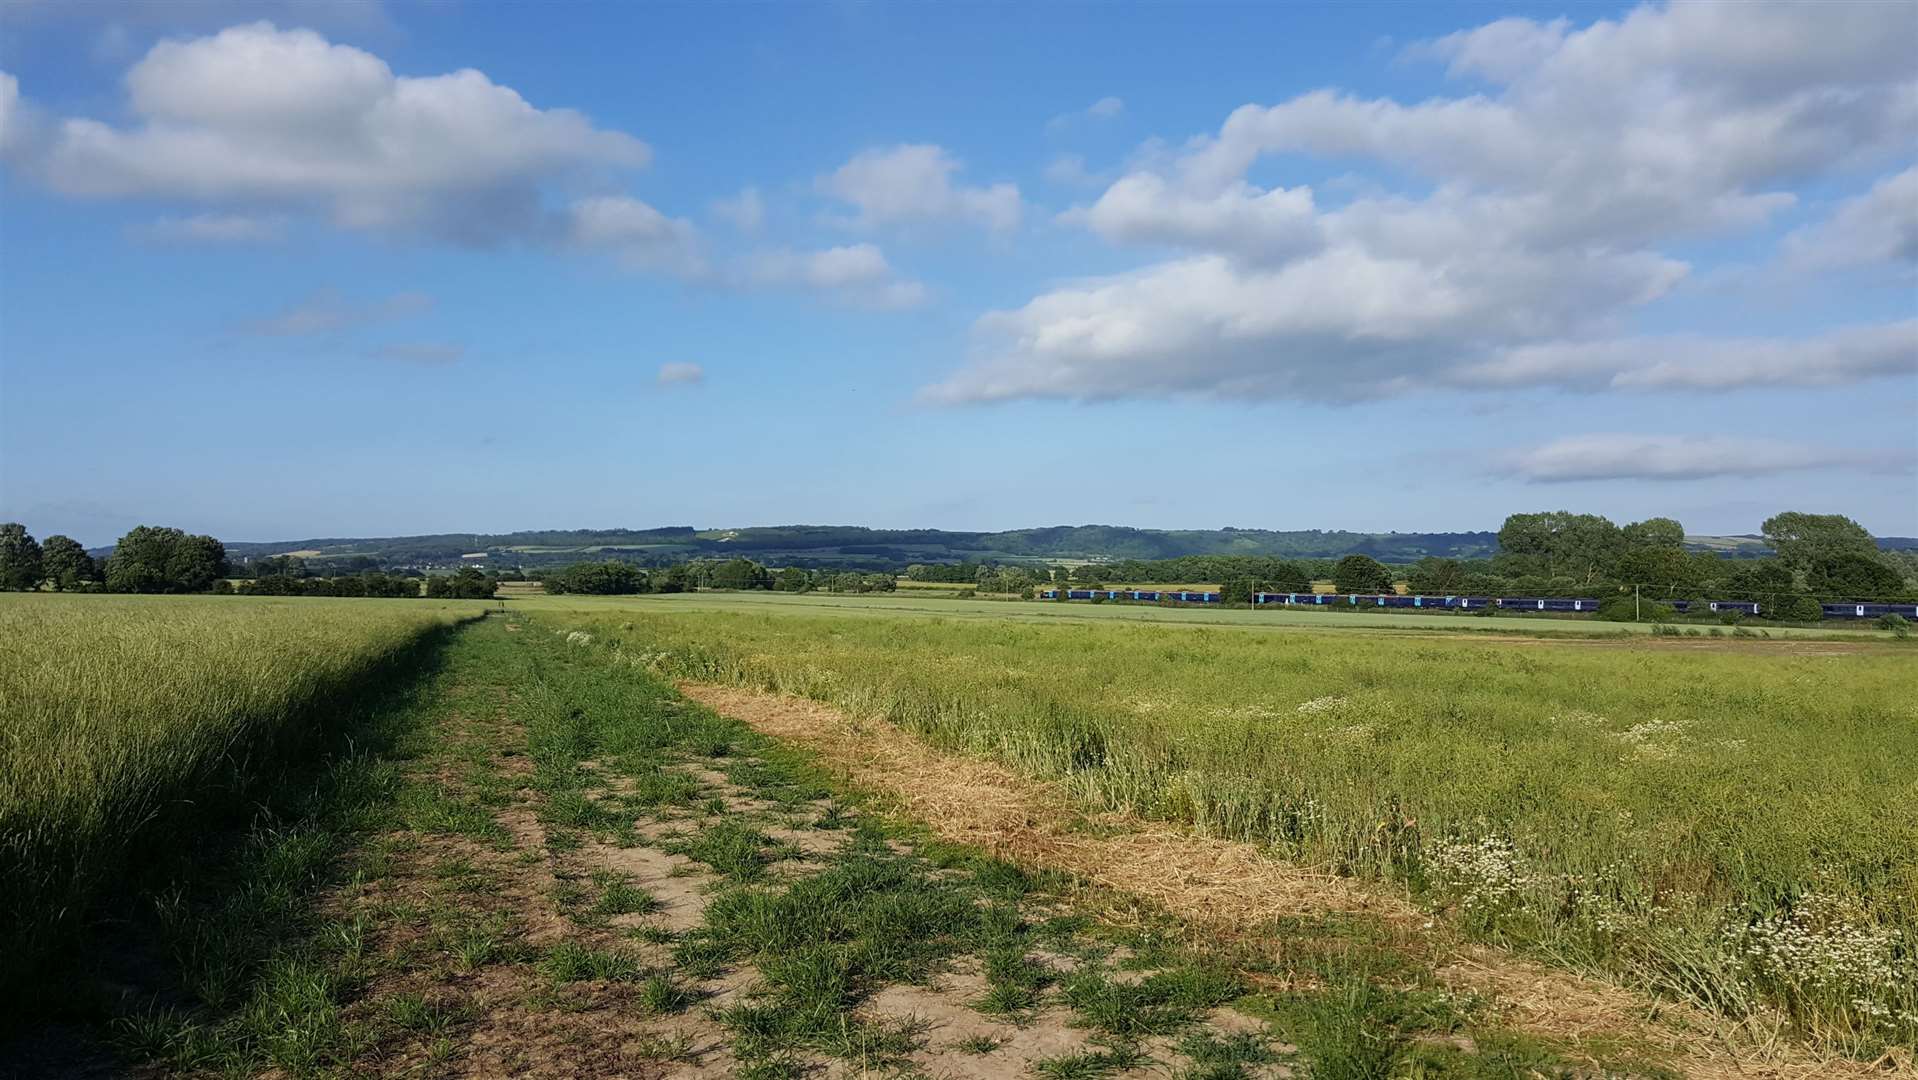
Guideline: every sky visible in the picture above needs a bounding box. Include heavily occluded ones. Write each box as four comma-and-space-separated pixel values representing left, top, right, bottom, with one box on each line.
0, 0, 1914, 547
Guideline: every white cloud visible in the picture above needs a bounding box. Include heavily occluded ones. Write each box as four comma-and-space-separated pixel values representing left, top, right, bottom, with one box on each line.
1048, 96, 1125, 130
567, 195, 704, 274
1065, 174, 1322, 264
1042, 153, 1103, 189
740, 244, 928, 310
132, 211, 284, 244
1457, 321, 1918, 391
4, 23, 649, 243
929, 0, 1918, 405
244, 289, 433, 336
372, 342, 462, 366
817, 144, 1021, 233
656, 361, 704, 386
1500, 434, 1893, 483
711, 186, 765, 233
1783, 167, 1918, 271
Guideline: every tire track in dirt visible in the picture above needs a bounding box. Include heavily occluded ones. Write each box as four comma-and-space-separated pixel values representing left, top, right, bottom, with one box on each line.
678, 680, 1907, 1080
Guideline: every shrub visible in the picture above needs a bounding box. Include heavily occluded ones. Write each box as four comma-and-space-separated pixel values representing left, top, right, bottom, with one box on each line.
1595, 595, 1675, 622
1876, 613, 1910, 638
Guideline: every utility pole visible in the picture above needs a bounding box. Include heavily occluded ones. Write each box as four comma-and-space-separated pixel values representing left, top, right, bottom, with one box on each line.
1634, 583, 1640, 622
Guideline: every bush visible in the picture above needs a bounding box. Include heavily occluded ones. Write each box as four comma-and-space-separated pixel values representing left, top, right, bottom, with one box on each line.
1767, 594, 1825, 623
1595, 595, 1675, 622
1876, 613, 1910, 638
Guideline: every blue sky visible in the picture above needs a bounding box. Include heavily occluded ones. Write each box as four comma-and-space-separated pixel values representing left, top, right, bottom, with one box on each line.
1, 0, 1913, 547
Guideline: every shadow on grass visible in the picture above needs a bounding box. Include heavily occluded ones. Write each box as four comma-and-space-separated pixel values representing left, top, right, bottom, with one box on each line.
0, 615, 481, 1075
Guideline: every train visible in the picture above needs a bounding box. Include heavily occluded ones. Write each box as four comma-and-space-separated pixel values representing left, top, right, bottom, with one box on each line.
1036, 589, 1918, 620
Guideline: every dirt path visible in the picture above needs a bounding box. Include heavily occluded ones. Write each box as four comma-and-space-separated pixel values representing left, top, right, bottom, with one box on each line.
679, 680, 1908, 1080
286, 620, 1304, 1078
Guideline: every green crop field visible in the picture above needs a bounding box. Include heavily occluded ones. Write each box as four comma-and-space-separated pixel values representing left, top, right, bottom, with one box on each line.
0, 594, 481, 989
510, 586, 1884, 639
540, 598, 1918, 1052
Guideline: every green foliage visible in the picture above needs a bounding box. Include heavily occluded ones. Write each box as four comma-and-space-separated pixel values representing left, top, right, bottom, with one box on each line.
105, 525, 228, 593
1496, 511, 1623, 584
1594, 595, 1675, 622
544, 561, 649, 595
1331, 554, 1392, 594
1404, 557, 1466, 595
709, 557, 773, 590
0, 523, 45, 590
1806, 551, 1906, 600
1762, 511, 1879, 568
424, 566, 495, 599
40, 535, 98, 591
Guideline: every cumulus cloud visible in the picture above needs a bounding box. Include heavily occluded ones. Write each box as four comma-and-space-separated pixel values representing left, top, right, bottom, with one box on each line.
1500, 434, 1897, 483
739, 244, 928, 309
132, 211, 284, 244
1457, 321, 1918, 391
711, 186, 765, 233
929, 0, 1918, 405
3, 23, 649, 244
817, 144, 1021, 233
1048, 96, 1125, 130
656, 361, 704, 386
567, 195, 704, 274
243, 288, 433, 336
1782, 167, 1918, 271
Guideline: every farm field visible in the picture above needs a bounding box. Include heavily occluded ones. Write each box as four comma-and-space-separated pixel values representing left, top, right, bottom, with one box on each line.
541, 599, 1918, 1056
0, 594, 483, 992
4, 593, 1912, 1077
511, 586, 1888, 640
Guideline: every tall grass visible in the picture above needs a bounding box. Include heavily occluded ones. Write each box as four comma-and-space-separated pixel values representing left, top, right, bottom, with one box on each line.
558, 606, 1918, 1056
0, 594, 476, 994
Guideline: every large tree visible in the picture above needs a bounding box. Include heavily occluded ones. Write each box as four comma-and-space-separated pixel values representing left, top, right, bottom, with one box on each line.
1497, 512, 1623, 584
40, 535, 96, 591
1332, 554, 1393, 593
105, 526, 228, 593
1806, 551, 1906, 600
0, 524, 43, 590
1761, 512, 1878, 569
1621, 517, 1685, 551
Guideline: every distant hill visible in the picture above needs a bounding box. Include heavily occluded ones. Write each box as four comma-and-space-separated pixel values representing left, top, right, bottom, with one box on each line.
215, 524, 1502, 570
118, 525, 1918, 571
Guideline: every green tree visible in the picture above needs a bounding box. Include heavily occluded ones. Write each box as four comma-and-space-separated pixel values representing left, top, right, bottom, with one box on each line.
1497, 511, 1623, 583
1806, 551, 1905, 600
1620, 517, 1685, 551
40, 535, 97, 591
774, 567, 812, 592
1406, 557, 1466, 594
0, 523, 43, 590
1761, 512, 1878, 569
1332, 554, 1393, 593
710, 558, 770, 590
105, 526, 227, 593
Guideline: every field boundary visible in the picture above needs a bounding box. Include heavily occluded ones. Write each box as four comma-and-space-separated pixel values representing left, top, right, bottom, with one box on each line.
677, 679, 1908, 1080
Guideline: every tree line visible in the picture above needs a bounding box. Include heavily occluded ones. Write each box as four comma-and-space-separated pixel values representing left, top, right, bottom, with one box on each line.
0, 524, 497, 599
537, 557, 897, 596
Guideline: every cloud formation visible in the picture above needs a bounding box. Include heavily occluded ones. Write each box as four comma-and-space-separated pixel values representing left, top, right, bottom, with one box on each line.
818, 144, 1021, 233
244, 289, 433, 337
3, 23, 648, 244
133, 211, 284, 245
1501, 434, 1894, 483
372, 342, 463, 366
739, 244, 928, 310
927, 0, 1918, 405
656, 361, 704, 386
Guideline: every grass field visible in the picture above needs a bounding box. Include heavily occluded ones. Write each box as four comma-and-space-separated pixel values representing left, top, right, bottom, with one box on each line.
512, 586, 1886, 640
0, 594, 482, 993
539, 598, 1918, 1053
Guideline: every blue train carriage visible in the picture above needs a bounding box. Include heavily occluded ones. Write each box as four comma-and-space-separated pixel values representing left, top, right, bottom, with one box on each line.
1822, 601, 1918, 618
1493, 597, 1601, 612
